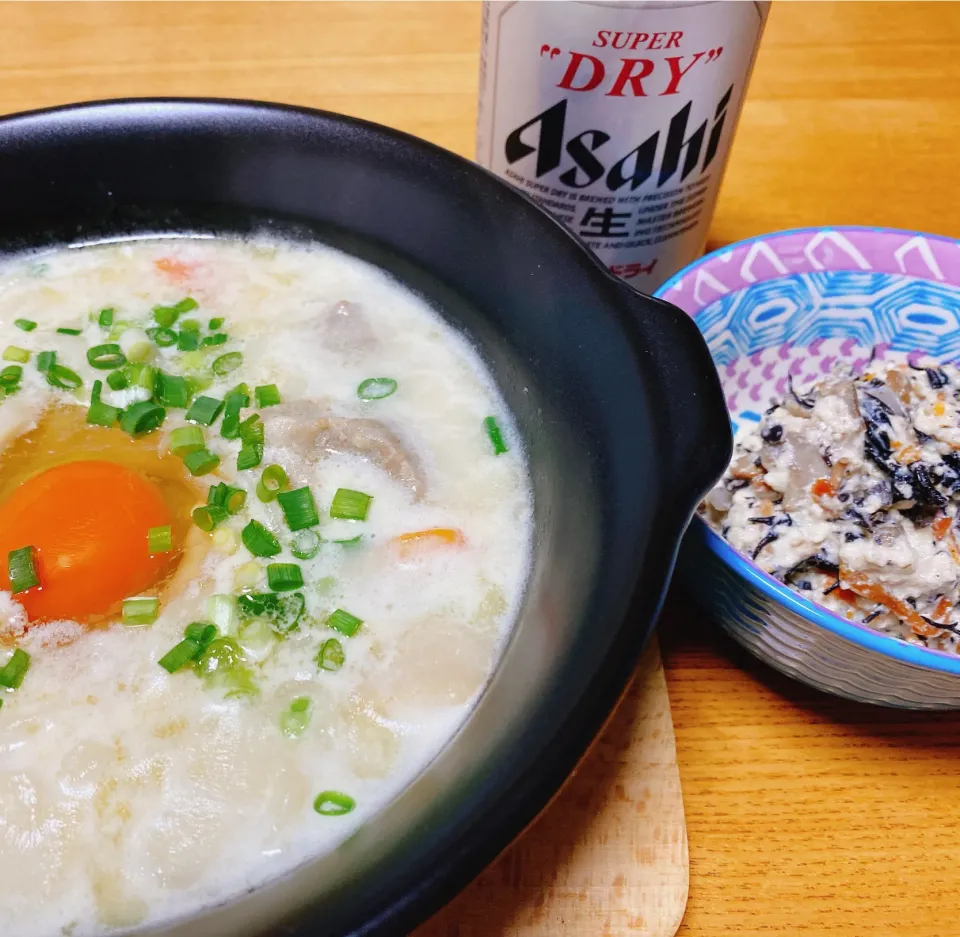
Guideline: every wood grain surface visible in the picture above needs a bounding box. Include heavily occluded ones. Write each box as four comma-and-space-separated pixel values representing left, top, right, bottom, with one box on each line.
419, 637, 688, 937
3, 3, 960, 935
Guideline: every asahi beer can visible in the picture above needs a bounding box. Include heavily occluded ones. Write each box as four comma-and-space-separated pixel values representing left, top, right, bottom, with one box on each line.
477, 1, 770, 291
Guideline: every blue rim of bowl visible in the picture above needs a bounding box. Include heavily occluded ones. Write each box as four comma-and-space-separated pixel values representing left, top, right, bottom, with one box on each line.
655, 224, 960, 677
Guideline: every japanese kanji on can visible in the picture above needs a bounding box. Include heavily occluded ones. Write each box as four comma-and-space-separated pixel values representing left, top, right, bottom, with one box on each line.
477, 1, 770, 292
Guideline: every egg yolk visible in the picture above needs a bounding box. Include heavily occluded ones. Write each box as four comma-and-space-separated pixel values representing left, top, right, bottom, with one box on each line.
0, 461, 177, 623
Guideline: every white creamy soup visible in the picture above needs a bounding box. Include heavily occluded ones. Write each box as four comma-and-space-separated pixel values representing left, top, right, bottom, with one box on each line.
0, 237, 532, 936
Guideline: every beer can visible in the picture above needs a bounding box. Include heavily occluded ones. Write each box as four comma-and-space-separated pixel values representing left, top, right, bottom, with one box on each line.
477, 1, 770, 291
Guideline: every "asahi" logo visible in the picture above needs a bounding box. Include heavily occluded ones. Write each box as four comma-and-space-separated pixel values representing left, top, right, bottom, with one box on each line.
504, 84, 733, 192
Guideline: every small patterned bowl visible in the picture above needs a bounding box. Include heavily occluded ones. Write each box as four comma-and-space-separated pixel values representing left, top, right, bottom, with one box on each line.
656, 226, 960, 709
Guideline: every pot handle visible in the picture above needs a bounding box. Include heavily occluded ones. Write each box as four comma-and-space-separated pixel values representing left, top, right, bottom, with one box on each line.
616, 281, 733, 505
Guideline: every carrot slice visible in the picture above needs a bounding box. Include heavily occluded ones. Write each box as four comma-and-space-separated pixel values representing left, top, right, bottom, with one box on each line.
391, 527, 465, 558
897, 445, 921, 465
933, 515, 953, 541
839, 567, 941, 637
933, 596, 953, 623
832, 587, 859, 606
942, 529, 960, 568
811, 478, 835, 499
155, 257, 194, 281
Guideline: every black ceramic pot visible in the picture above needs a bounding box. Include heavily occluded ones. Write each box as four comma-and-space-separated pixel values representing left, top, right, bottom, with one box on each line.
0, 99, 730, 937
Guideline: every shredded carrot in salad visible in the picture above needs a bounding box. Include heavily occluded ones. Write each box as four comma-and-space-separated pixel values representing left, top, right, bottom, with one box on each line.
839, 569, 942, 637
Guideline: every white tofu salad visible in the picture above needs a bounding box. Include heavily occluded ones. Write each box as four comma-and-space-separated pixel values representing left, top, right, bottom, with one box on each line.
702, 361, 960, 654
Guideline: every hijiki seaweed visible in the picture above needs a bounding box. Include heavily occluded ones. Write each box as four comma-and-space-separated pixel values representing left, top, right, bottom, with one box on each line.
702, 362, 960, 653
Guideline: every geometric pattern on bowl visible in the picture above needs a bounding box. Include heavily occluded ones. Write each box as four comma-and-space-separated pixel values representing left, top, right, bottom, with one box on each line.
657, 227, 960, 709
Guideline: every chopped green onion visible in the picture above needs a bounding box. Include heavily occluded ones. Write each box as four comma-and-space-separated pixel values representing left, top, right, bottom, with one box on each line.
184, 621, 219, 646
208, 317, 224, 329
207, 482, 227, 506
316, 637, 345, 672
121, 331, 153, 363
152, 306, 178, 329
206, 594, 237, 633
98, 307, 115, 327
201, 333, 228, 347
0, 369, 21, 396
281, 696, 313, 738
327, 608, 362, 637
225, 486, 246, 514
56, 327, 82, 336
36, 350, 54, 371
180, 319, 200, 333
122, 596, 159, 626
194, 636, 245, 678
255, 384, 282, 408
357, 377, 398, 400
267, 563, 303, 592
212, 352, 243, 376
329, 488, 372, 522
169, 425, 205, 457
484, 416, 509, 455
149, 327, 178, 348
237, 443, 263, 472
86, 399, 119, 427
185, 394, 224, 426
206, 482, 245, 514
147, 525, 173, 554
182, 447, 220, 476
242, 520, 281, 557
14, 319, 36, 332
256, 464, 289, 503
291, 529, 322, 560
177, 329, 199, 351
2, 346, 29, 363
87, 343, 126, 370
192, 505, 228, 531
278, 486, 320, 530
153, 371, 190, 408
153, 297, 197, 328
46, 363, 84, 391
124, 362, 155, 391
0, 648, 30, 689
106, 369, 128, 390
220, 389, 248, 439
218, 665, 260, 699
7, 546, 38, 594
0, 365, 22, 386
313, 790, 355, 816
185, 375, 213, 397
238, 412, 264, 442
119, 401, 166, 436
333, 535, 363, 546
158, 638, 203, 673
237, 591, 305, 633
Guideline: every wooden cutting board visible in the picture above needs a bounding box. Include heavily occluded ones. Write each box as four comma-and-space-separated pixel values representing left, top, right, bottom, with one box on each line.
415, 634, 689, 937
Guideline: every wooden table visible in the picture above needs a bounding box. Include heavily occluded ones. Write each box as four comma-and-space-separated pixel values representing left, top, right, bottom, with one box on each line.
4, 3, 960, 935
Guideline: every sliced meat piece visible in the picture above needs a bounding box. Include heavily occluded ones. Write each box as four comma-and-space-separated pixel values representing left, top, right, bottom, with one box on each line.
265, 401, 426, 500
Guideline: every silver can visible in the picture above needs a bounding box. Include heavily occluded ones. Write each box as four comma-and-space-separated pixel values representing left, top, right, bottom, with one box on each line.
477, 1, 770, 291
